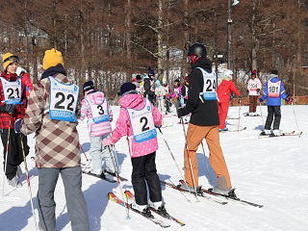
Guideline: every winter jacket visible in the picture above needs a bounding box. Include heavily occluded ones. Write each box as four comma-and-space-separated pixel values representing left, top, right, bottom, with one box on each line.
260, 75, 288, 106
177, 58, 219, 126
80, 91, 113, 137
108, 92, 162, 158
0, 71, 27, 129
143, 77, 155, 97
217, 79, 240, 103
21, 65, 80, 168
21, 73, 33, 97
247, 78, 262, 96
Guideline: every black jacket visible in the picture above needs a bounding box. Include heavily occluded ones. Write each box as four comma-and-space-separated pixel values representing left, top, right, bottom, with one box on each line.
178, 58, 219, 126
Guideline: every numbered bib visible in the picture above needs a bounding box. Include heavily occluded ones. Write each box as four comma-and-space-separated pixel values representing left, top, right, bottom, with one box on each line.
249, 82, 258, 90
127, 100, 157, 143
89, 99, 110, 124
49, 77, 79, 122
197, 67, 217, 101
268, 81, 281, 98
0, 77, 22, 104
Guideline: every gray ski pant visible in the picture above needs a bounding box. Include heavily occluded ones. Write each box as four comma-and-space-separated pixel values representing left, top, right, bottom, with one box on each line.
37, 166, 89, 231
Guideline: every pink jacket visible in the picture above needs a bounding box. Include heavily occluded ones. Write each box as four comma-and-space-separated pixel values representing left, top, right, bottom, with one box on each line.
80, 91, 113, 137
109, 93, 162, 158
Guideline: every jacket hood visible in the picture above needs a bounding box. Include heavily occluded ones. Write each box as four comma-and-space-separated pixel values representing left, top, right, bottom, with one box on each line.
0, 71, 18, 81
269, 76, 280, 83
192, 57, 212, 72
41, 64, 66, 80
87, 91, 105, 105
119, 92, 145, 110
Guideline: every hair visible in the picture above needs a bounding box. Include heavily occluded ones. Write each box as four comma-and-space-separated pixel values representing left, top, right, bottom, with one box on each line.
271, 70, 278, 75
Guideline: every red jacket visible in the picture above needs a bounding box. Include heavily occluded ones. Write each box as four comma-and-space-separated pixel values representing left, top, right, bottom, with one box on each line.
0, 72, 27, 129
217, 79, 240, 103
21, 73, 33, 97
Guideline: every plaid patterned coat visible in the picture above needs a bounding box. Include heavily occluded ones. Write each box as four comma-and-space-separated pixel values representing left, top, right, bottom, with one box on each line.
21, 73, 80, 168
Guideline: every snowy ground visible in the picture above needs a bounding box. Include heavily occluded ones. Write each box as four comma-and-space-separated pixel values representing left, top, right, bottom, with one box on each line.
0, 105, 307, 231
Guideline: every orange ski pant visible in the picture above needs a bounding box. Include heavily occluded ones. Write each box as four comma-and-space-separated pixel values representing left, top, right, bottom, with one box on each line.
184, 124, 232, 189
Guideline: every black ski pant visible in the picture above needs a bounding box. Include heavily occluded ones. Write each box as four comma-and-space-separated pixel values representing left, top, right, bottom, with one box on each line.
131, 152, 162, 205
264, 106, 281, 130
1, 129, 29, 180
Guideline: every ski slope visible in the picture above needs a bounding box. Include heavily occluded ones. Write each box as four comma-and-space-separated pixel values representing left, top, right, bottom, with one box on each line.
0, 105, 307, 231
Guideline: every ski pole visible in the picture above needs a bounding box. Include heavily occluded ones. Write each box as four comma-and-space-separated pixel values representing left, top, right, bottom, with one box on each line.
291, 101, 301, 134
180, 117, 199, 201
259, 102, 265, 128
158, 128, 191, 202
237, 98, 242, 131
20, 133, 39, 231
79, 144, 89, 161
1, 122, 12, 197
108, 145, 130, 219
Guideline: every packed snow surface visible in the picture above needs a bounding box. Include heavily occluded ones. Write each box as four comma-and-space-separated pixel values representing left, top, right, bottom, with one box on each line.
0, 105, 307, 231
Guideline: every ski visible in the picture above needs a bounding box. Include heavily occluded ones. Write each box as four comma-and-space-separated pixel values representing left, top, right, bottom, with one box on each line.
220, 127, 247, 133
160, 180, 228, 205
203, 188, 264, 208
107, 192, 171, 228
82, 171, 117, 183
104, 170, 128, 182
259, 131, 303, 139
243, 112, 261, 117
124, 190, 186, 226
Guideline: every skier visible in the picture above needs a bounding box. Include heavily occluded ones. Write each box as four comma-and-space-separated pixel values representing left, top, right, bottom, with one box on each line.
80, 80, 115, 177
134, 74, 144, 95
217, 69, 241, 131
247, 70, 262, 116
0, 53, 29, 187
177, 43, 234, 196
154, 79, 165, 112
162, 82, 171, 114
171, 79, 186, 109
16, 48, 89, 230
143, 68, 156, 105
103, 82, 167, 217
259, 70, 292, 136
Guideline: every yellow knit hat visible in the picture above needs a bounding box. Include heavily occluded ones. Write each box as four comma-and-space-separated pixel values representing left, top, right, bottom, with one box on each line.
2, 53, 19, 70
42, 48, 64, 70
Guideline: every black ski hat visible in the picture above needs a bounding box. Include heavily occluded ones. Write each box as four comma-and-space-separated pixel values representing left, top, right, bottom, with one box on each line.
83, 80, 95, 92
188, 43, 207, 58
120, 82, 137, 95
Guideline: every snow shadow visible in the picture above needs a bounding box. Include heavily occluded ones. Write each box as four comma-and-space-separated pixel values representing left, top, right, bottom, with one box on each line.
57, 152, 127, 231
255, 125, 264, 130
19, 167, 38, 184
0, 199, 37, 231
197, 153, 217, 188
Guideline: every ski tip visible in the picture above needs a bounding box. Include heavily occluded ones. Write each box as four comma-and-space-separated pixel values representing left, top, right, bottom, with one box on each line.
107, 192, 116, 200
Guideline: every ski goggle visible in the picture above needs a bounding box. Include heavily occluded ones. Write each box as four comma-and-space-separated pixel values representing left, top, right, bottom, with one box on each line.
3, 55, 19, 64
187, 54, 200, 64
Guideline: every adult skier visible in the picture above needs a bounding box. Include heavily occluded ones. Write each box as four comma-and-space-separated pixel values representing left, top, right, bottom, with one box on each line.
16, 48, 89, 230
217, 70, 241, 131
80, 80, 115, 176
0, 53, 29, 187
177, 43, 234, 196
259, 70, 292, 136
247, 70, 262, 116
143, 68, 156, 105
103, 82, 167, 217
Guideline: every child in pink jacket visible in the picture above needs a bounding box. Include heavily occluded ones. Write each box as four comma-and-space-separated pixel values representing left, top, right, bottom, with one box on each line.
103, 82, 167, 217
80, 81, 115, 176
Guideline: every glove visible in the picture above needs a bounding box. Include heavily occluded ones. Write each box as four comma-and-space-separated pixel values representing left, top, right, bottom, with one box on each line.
155, 125, 162, 129
14, 119, 23, 133
259, 98, 264, 103
103, 137, 114, 147
0, 104, 16, 114
285, 97, 293, 104
256, 89, 261, 93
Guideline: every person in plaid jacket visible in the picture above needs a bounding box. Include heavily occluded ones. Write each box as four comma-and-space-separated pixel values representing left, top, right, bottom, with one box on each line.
17, 48, 89, 231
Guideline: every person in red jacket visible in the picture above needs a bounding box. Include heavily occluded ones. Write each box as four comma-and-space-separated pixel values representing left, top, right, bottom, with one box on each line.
17, 66, 33, 98
217, 70, 240, 131
0, 53, 29, 187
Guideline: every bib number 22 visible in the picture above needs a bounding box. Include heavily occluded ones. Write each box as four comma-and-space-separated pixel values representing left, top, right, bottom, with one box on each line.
54, 92, 75, 111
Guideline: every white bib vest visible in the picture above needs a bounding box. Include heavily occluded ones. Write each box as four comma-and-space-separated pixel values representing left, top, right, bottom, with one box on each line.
268, 81, 281, 98
49, 77, 79, 122
127, 100, 157, 143
0, 77, 22, 104
197, 67, 217, 101
89, 99, 110, 124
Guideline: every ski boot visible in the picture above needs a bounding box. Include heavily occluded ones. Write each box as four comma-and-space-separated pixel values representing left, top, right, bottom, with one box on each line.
149, 201, 169, 217
219, 128, 228, 132
131, 203, 153, 218
270, 129, 281, 137
259, 129, 271, 136
7, 176, 22, 188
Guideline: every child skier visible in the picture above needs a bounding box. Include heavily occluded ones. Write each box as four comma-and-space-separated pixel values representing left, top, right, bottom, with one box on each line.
80, 80, 115, 176
0, 53, 29, 188
103, 82, 167, 217
259, 70, 292, 136
247, 70, 262, 116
